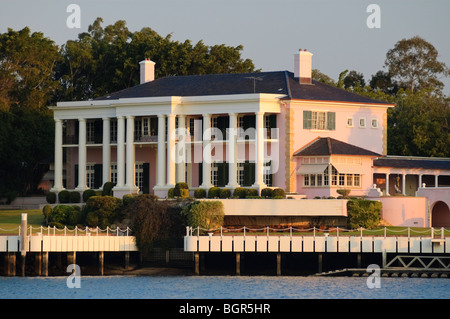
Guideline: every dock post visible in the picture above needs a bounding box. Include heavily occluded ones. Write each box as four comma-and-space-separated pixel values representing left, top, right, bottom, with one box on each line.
194, 252, 200, 275
99, 251, 104, 276
67, 251, 76, 266
42, 252, 49, 276
236, 253, 241, 276
277, 253, 282, 276
35, 252, 42, 276
20, 213, 28, 277
318, 253, 323, 273
124, 251, 130, 269
5, 252, 16, 276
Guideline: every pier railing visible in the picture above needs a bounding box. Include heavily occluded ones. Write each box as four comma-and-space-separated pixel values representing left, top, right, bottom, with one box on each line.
0, 225, 133, 237
184, 226, 450, 254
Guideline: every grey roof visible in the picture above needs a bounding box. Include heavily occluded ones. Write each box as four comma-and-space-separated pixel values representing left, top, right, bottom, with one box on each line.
373, 157, 450, 171
96, 71, 393, 105
293, 137, 381, 157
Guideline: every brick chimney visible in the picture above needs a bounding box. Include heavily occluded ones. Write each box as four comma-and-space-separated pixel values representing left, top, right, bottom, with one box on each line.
139, 58, 156, 84
294, 49, 313, 84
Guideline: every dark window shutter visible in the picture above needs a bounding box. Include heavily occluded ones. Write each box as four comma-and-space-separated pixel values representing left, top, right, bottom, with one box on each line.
303, 111, 312, 129
74, 164, 78, 188
143, 163, 150, 194
198, 163, 203, 186
217, 162, 229, 187
94, 164, 102, 189
269, 114, 277, 128
327, 112, 336, 130
243, 162, 255, 186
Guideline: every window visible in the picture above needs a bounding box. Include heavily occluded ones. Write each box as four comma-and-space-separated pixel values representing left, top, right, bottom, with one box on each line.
371, 118, 378, 128
110, 163, 117, 184
86, 121, 95, 144
110, 119, 117, 143
86, 164, 95, 189
302, 165, 361, 188
237, 162, 245, 186
347, 117, 353, 127
359, 118, 366, 128
135, 163, 144, 192
211, 163, 218, 186
303, 111, 335, 130
264, 161, 273, 186
135, 117, 158, 141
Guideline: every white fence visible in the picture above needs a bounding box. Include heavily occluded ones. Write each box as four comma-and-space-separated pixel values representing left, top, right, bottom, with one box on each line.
0, 226, 138, 253
184, 226, 450, 254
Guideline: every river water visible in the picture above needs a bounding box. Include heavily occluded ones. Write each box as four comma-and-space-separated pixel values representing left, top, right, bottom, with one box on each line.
1, 275, 449, 299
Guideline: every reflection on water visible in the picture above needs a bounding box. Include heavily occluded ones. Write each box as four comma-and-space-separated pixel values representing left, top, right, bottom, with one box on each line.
1, 276, 449, 299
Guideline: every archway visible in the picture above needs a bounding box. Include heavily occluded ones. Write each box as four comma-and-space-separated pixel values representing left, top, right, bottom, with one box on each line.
431, 201, 450, 227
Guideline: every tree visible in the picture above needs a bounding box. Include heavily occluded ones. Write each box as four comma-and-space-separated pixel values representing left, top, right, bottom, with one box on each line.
388, 89, 450, 157
369, 70, 399, 96
343, 70, 365, 89
0, 27, 61, 111
385, 36, 449, 93
56, 18, 258, 101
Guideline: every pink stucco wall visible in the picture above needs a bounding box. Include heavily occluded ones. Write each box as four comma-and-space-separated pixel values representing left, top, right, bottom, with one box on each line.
367, 196, 428, 227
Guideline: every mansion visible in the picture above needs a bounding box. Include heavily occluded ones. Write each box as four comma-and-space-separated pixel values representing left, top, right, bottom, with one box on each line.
49, 49, 450, 227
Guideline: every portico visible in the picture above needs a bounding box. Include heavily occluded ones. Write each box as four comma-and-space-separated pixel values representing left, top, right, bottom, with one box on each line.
50, 93, 282, 197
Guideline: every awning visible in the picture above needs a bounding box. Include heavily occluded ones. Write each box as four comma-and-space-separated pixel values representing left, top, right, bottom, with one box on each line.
297, 164, 328, 174
331, 163, 363, 174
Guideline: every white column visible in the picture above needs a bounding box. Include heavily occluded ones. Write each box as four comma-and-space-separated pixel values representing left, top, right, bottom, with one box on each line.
176, 114, 186, 184
385, 173, 390, 196
167, 114, 176, 188
226, 113, 239, 188
252, 111, 267, 191
51, 119, 64, 191
102, 117, 111, 186
76, 118, 87, 190
116, 116, 125, 188
200, 114, 212, 189
402, 174, 406, 195
155, 114, 166, 188
435, 175, 439, 187
125, 116, 137, 189
418, 174, 423, 188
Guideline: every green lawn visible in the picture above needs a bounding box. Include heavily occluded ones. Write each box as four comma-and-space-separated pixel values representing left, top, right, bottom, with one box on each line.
0, 209, 44, 234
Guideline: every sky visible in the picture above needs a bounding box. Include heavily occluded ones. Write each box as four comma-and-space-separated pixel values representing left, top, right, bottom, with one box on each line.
1, 0, 449, 94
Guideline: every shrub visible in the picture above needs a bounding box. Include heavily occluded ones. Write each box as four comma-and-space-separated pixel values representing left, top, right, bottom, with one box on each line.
181, 200, 224, 233
102, 182, 114, 196
50, 205, 74, 224
174, 182, 189, 197
207, 187, 220, 198
194, 188, 206, 199
219, 188, 231, 199
233, 187, 247, 199
82, 189, 96, 202
83, 196, 123, 228
167, 188, 175, 198
46, 192, 57, 204
66, 205, 81, 226
246, 188, 258, 197
347, 199, 382, 229
69, 191, 81, 203
42, 204, 52, 225
58, 190, 70, 203
124, 194, 188, 253
272, 188, 285, 198
337, 189, 351, 199
123, 194, 138, 207
261, 188, 273, 198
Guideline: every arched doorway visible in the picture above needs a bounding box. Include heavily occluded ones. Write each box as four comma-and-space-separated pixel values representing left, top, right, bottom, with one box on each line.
431, 201, 450, 227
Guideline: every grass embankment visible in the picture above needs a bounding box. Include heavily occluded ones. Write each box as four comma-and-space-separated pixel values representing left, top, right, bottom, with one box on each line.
0, 209, 44, 234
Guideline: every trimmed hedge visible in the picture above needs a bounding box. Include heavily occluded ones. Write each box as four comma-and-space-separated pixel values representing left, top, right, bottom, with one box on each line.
46, 192, 56, 204
194, 188, 206, 199
58, 190, 70, 203
69, 191, 81, 203
347, 199, 382, 229
207, 187, 220, 199
181, 200, 224, 232
233, 187, 247, 199
83, 189, 97, 202
83, 196, 124, 228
